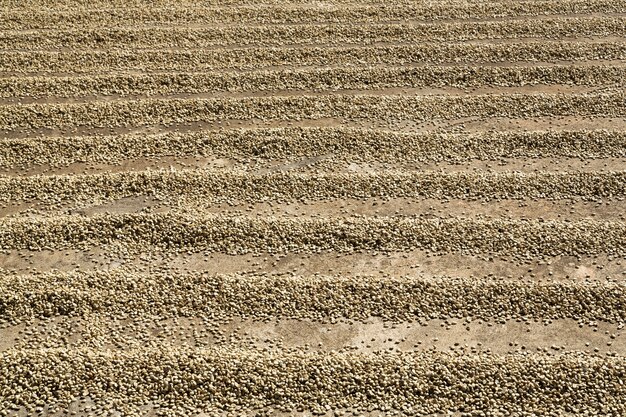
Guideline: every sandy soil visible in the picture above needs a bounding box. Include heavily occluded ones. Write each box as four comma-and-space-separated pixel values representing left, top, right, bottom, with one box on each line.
1, 1, 625, 416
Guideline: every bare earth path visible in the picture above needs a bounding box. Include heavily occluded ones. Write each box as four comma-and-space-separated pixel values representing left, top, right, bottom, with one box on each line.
1, 0, 625, 416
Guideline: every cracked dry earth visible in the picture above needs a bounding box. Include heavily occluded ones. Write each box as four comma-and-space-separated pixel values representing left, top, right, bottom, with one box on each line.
1, 0, 626, 416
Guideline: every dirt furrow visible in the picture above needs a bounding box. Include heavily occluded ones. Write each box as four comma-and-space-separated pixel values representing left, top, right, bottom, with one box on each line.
51, 196, 626, 222
2, 248, 622, 282
3, 316, 623, 356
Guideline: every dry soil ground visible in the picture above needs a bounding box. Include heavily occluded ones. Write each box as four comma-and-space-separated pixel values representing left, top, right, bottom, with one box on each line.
1, 0, 626, 416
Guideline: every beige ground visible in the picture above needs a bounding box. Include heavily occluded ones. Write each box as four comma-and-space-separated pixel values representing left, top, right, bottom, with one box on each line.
1, 0, 626, 416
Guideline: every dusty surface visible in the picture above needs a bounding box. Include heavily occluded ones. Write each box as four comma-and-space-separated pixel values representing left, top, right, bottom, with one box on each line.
1, 0, 625, 416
